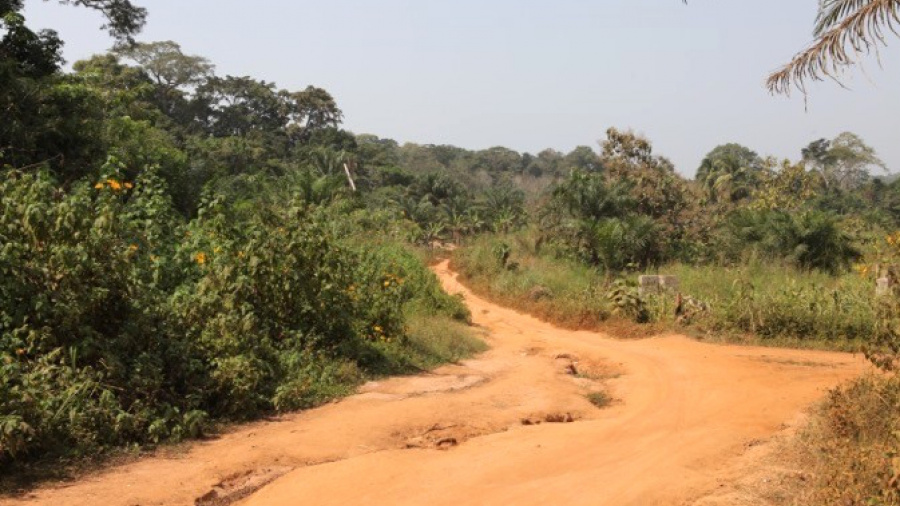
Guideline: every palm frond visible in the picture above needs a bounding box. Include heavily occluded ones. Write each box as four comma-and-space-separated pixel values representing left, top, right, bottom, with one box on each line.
767, 0, 900, 95
814, 0, 873, 35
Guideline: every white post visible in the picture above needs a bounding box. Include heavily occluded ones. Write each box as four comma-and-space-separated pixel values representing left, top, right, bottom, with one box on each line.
343, 163, 357, 192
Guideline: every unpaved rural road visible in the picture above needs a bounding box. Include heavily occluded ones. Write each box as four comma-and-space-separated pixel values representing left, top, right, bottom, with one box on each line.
3, 261, 868, 506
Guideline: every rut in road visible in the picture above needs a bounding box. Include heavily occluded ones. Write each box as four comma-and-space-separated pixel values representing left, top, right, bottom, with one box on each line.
3, 260, 868, 506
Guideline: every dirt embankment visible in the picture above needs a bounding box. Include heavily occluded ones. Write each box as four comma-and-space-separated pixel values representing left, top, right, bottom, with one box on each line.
2, 260, 869, 506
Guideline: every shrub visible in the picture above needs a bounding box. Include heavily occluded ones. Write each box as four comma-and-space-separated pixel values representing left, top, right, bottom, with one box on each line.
1, 169, 197, 464
0, 170, 481, 469
725, 209, 860, 274
605, 280, 649, 323
801, 375, 900, 505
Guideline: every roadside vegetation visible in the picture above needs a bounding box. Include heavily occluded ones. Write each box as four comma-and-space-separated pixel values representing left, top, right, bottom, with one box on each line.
453, 230, 875, 349
0, 2, 491, 483
447, 127, 900, 503
3, 0, 900, 503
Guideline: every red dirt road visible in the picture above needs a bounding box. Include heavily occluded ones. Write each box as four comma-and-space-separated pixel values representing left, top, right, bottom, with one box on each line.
3, 261, 868, 505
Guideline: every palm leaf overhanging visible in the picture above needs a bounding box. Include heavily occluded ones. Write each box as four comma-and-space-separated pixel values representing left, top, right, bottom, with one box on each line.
767, 0, 900, 95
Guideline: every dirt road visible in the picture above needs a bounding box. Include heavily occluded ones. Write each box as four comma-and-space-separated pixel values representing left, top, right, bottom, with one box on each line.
4, 261, 868, 506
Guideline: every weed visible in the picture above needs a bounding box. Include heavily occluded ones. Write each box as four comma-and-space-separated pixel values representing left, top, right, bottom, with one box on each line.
586, 391, 613, 409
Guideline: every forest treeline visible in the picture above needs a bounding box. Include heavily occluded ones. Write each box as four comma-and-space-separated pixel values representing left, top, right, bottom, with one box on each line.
2, 3, 900, 500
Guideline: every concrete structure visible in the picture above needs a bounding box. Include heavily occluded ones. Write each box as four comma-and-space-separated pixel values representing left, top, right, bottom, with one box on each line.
638, 275, 680, 297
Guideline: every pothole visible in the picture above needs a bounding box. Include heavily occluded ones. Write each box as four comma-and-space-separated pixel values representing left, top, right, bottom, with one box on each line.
195, 466, 293, 506
401, 422, 506, 450
520, 412, 580, 425
360, 374, 487, 398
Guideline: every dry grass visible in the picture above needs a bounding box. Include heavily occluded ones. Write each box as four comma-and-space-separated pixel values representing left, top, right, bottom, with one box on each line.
790, 374, 900, 505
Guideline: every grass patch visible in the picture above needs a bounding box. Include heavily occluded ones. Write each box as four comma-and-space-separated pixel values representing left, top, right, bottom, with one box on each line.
586, 391, 613, 409
453, 230, 875, 349
451, 233, 612, 330
393, 315, 488, 370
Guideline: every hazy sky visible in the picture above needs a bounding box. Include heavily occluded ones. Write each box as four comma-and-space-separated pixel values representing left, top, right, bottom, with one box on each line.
23, 0, 900, 178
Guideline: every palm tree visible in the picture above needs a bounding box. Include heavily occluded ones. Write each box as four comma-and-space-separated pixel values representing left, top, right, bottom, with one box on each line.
422, 221, 447, 250
553, 170, 634, 221
580, 216, 657, 275
464, 209, 485, 235
308, 147, 346, 176
767, 0, 900, 94
492, 208, 518, 234
445, 209, 468, 245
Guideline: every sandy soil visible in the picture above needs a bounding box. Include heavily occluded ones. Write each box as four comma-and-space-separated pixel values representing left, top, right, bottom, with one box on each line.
2, 261, 869, 506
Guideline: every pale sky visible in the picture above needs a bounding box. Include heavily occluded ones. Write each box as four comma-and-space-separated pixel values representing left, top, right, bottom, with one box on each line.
23, 0, 900, 178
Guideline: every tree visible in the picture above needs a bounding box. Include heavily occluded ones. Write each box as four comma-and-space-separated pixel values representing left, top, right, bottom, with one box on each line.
1, 0, 145, 175
767, 0, 900, 94
1, 0, 146, 43
117, 41, 213, 116
284, 86, 342, 142
73, 53, 157, 119
474, 147, 523, 175
523, 148, 562, 178
802, 132, 886, 191
696, 143, 763, 203
545, 169, 663, 271
0, 10, 62, 78
601, 127, 658, 171
553, 169, 634, 222
751, 159, 822, 212
56, 0, 146, 41
563, 145, 602, 173
479, 182, 526, 232
196, 76, 286, 137
118, 41, 212, 90
726, 208, 860, 273
600, 127, 691, 228
356, 134, 400, 168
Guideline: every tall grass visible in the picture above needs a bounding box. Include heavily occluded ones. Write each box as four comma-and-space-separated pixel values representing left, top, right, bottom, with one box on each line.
453, 230, 876, 348
452, 233, 610, 329
662, 261, 873, 349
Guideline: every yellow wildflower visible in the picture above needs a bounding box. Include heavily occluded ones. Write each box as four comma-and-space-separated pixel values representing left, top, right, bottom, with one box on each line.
237, 251, 245, 258
383, 280, 391, 287
128, 244, 139, 253
107, 179, 122, 191
195, 252, 207, 265
94, 182, 104, 189
124, 182, 134, 189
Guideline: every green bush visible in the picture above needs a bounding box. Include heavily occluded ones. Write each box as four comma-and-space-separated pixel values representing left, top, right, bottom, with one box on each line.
725, 209, 860, 274
0, 170, 480, 470
1, 169, 196, 463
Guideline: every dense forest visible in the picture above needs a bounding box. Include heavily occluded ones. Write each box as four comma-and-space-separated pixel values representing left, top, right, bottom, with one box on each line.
3, 1, 900, 503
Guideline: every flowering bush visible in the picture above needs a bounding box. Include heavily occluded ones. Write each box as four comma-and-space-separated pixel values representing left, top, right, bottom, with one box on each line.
0, 168, 198, 463
0, 169, 472, 467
